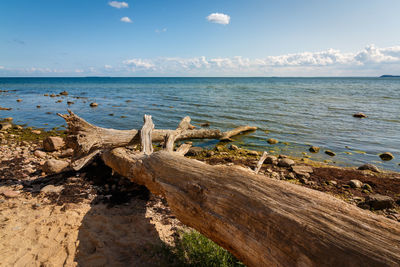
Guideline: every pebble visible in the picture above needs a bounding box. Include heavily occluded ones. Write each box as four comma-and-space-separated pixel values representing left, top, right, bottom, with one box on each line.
229, 144, 239, 151
358, 163, 380, 173
40, 185, 64, 194
291, 165, 313, 176
277, 158, 295, 167
349, 179, 363, 188
42, 159, 69, 174
31, 130, 41, 135
34, 150, 47, 158
265, 155, 278, 164
43, 136, 65, 152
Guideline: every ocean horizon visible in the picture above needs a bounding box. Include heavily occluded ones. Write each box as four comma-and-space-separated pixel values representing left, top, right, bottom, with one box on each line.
1, 76, 399, 171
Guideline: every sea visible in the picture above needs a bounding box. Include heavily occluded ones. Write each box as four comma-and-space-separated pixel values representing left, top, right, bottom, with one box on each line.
0, 77, 399, 171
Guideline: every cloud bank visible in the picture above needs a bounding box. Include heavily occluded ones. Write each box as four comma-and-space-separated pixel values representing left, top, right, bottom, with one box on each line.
109, 1, 128, 9
1, 45, 400, 76
118, 45, 400, 76
207, 13, 230, 25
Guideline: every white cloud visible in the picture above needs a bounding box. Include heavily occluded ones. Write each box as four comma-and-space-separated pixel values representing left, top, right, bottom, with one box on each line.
123, 59, 155, 70
155, 28, 167, 33
0, 66, 4, 70
120, 16, 132, 23
109, 1, 128, 9
207, 13, 230, 25
120, 45, 400, 76
104, 64, 113, 69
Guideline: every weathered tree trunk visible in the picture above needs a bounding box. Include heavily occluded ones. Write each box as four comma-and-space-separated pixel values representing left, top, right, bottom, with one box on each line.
62, 112, 400, 267
102, 148, 400, 267
58, 110, 256, 170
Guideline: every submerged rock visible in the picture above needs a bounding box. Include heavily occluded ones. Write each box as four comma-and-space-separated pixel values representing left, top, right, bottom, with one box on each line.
325, 150, 336, 156
267, 138, 278, 145
16, 99, 22, 102
59, 91, 68, 96
353, 112, 367, 118
90, 102, 98, 107
309, 146, 320, 153
379, 152, 394, 161
358, 163, 380, 173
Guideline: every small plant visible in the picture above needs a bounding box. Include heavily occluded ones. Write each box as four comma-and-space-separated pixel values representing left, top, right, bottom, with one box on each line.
175, 230, 245, 267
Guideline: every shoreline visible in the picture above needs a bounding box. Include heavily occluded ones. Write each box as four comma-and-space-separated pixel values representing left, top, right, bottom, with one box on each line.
1, 116, 400, 265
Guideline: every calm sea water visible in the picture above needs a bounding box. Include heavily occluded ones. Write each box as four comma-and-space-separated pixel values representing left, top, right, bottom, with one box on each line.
0, 77, 399, 170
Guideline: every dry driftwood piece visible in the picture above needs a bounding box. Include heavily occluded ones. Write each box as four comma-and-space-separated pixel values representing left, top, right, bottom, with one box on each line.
100, 115, 400, 267
254, 151, 268, 174
58, 110, 256, 170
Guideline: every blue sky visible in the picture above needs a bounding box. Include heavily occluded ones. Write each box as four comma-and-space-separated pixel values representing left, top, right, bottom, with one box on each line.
1, 0, 400, 76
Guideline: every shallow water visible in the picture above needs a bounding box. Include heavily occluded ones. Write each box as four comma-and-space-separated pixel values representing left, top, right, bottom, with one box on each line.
0, 77, 399, 170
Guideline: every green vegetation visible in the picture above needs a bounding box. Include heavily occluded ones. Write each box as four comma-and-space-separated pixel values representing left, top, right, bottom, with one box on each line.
155, 230, 245, 267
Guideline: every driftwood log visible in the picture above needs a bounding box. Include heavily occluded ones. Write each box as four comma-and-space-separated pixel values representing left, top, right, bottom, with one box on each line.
61, 112, 400, 267
57, 110, 257, 170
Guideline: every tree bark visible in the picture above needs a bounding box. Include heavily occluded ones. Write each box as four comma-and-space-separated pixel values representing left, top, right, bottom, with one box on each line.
102, 148, 400, 267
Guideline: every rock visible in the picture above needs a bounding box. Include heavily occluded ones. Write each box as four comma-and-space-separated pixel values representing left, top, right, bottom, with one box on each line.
34, 150, 47, 158
14, 125, 23, 130
291, 165, 313, 176
309, 146, 320, 153
267, 138, 278, 145
50, 94, 56, 97
362, 183, 373, 192
353, 112, 367, 118
187, 147, 204, 156
36, 105, 41, 108
379, 152, 394, 161
265, 155, 278, 164
325, 150, 336, 156
42, 159, 69, 174
16, 99, 22, 102
358, 163, 380, 173
60, 148, 73, 158
0, 123, 12, 130
365, 194, 394, 210
285, 172, 296, 180
328, 180, 337, 186
0, 190, 20, 198
247, 150, 259, 156
40, 185, 64, 194
4, 117, 13, 122
43, 136, 65, 152
67, 101, 74, 105
277, 158, 295, 167
90, 102, 98, 107
44, 93, 49, 96
31, 130, 41, 135
0, 106, 12, 110
349, 179, 363, 188
56, 100, 62, 103
60, 91, 68, 96
200, 122, 210, 127
229, 144, 239, 151
206, 150, 215, 157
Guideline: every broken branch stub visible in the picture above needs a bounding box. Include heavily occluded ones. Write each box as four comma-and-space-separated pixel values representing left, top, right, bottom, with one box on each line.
140, 115, 154, 155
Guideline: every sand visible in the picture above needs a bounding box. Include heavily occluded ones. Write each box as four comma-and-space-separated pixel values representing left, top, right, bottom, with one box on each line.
0, 185, 182, 267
